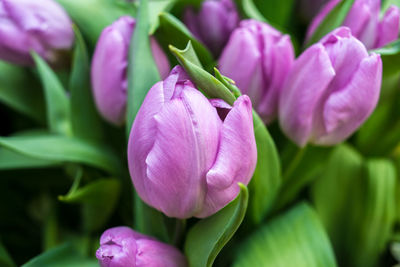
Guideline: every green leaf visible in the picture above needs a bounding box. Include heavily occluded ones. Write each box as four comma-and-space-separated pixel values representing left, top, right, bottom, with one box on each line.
0, 148, 58, 170
69, 27, 103, 142
126, 0, 161, 136
169, 42, 236, 105
233, 203, 337, 267
235, 0, 268, 23
312, 145, 397, 267
59, 179, 121, 232
273, 146, 332, 211
247, 112, 281, 223
184, 184, 248, 267
305, 0, 355, 47
0, 134, 120, 174
148, 0, 176, 33
22, 243, 97, 267
31, 52, 71, 135
0, 241, 15, 267
373, 39, 400, 77
156, 12, 214, 70
0, 61, 45, 122
56, 0, 136, 46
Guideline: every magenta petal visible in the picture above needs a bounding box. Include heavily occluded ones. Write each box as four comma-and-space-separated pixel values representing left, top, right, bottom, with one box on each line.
136, 239, 187, 267
375, 5, 400, 48
144, 85, 221, 218
219, 27, 262, 104
150, 37, 170, 79
306, 0, 340, 40
197, 95, 256, 218
314, 53, 382, 145
279, 44, 336, 147
91, 21, 132, 125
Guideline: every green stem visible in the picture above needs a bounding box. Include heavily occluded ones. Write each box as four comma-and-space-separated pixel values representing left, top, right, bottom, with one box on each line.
282, 146, 308, 183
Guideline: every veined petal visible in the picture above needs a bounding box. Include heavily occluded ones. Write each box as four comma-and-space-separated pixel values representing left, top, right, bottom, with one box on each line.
144, 85, 221, 218
279, 44, 335, 147
136, 239, 187, 267
375, 5, 400, 48
197, 95, 256, 218
314, 53, 382, 145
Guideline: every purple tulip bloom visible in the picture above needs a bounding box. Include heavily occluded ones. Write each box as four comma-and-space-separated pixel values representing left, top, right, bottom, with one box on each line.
0, 0, 74, 65
96, 226, 187, 267
279, 27, 382, 146
307, 0, 400, 49
219, 19, 295, 123
127, 66, 257, 218
91, 16, 170, 126
184, 0, 239, 56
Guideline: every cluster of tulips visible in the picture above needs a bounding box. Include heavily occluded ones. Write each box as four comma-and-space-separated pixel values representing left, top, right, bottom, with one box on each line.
1, 0, 400, 266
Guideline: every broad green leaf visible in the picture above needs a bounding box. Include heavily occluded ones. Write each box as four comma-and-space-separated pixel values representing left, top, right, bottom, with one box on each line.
273, 146, 332, 211
156, 12, 214, 70
148, 0, 176, 33
57, 0, 135, 46
0, 148, 58, 170
306, 0, 355, 47
0, 241, 15, 267
254, 0, 295, 27
59, 179, 121, 232
248, 112, 281, 223
31, 52, 71, 135
233, 203, 337, 267
133, 192, 170, 243
169, 42, 236, 105
0, 61, 45, 122
184, 184, 248, 267
69, 27, 103, 142
312, 145, 397, 267
127, 0, 161, 136
22, 243, 97, 267
0, 135, 120, 174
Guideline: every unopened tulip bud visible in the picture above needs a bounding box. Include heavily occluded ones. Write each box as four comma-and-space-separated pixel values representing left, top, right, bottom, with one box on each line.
184, 0, 239, 56
0, 0, 74, 65
307, 0, 400, 49
91, 16, 170, 126
219, 19, 295, 123
280, 27, 382, 147
96, 226, 187, 267
128, 66, 257, 218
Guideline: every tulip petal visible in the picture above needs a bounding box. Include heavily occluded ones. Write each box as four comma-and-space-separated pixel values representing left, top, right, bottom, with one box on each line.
306, 0, 340, 40
314, 53, 382, 145
136, 239, 187, 267
375, 5, 400, 48
258, 34, 294, 123
197, 95, 256, 218
150, 38, 170, 79
219, 27, 262, 106
91, 20, 132, 125
279, 44, 336, 147
144, 85, 221, 218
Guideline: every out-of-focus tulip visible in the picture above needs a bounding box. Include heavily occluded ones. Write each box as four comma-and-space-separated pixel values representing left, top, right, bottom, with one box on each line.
219, 19, 295, 123
307, 0, 400, 49
96, 226, 187, 267
279, 27, 382, 147
91, 16, 170, 126
184, 0, 239, 56
127, 66, 257, 219
0, 0, 74, 65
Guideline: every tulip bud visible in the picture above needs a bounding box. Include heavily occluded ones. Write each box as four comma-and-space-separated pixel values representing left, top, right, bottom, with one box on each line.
0, 0, 74, 66
279, 27, 382, 147
91, 16, 170, 126
307, 0, 400, 49
184, 0, 239, 56
96, 226, 187, 267
127, 66, 257, 218
219, 19, 295, 123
